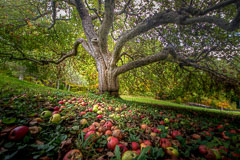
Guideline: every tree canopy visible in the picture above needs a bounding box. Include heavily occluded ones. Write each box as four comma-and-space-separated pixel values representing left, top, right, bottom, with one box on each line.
0, 0, 240, 96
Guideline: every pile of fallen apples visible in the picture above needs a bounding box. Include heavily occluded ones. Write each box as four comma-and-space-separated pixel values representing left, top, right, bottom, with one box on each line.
1, 96, 240, 160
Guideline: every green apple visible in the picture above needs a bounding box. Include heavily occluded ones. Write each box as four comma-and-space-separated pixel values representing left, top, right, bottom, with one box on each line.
166, 147, 179, 157
50, 114, 61, 124
114, 114, 120, 120
97, 110, 103, 114
109, 114, 115, 118
93, 104, 99, 109
41, 111, 52, 119
165, 126, 169, 130
122, 151, 137, 160
115, 108, 120, 112
164, 118, 169, 124
93, 108, 98, 112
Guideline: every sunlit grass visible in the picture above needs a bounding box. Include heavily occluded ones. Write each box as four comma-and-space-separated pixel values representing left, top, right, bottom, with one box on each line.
120, 95, 240, 117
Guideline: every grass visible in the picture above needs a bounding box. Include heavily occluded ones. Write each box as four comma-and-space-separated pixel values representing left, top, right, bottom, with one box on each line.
121, 95, 240, 117
0, 73, 81, 97
1, 73, 240, 118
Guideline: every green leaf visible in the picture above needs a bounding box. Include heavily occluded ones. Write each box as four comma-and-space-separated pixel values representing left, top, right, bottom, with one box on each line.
114, 145, 121, 160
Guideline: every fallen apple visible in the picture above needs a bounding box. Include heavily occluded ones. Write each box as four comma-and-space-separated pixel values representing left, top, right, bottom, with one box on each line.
171, 130, 182, 139
107, 136, 119, 150
131, 142, 139, 151
80, 119, 88, 125
40, 111, 52, 119
121, 151, 137, 160
160, 138, 172, 149
97, 115, 103, 119
199, 145, 208, 155
166, 147, 179, 157
50, 114, 61, 124
63, 149, 83, 160
8, 126, 29, 141
85, 130, 96, 141
164, 118, 169, 124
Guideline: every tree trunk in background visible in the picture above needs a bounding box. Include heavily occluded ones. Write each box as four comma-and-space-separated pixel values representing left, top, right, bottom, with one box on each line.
56, 79, 60, 89
18, 74, 24, 80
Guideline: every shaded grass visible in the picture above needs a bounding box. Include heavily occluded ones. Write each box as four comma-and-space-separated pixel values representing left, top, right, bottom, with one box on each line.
121, 95, 240, 117
0, 73, 83, 97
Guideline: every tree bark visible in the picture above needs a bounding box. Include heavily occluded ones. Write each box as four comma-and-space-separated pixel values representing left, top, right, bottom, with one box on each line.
96, 58, 119, 97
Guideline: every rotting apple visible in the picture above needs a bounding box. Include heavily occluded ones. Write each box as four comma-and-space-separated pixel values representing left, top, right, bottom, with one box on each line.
8, 126, 29, 141
166, 147, 179, 157
121, 151, 137, 160
63, 149, 83, 160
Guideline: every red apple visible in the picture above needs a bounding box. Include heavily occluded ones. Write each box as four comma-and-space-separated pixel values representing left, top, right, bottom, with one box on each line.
105, 130, 112, 136
199, 145, 208, 155
160, 138, 172, 149
171, 130, 182, 139
82, 128, 89, 133
72, 97, 76, 100
159, 120, 165, 125
217, 125, 224, 130
140, 124, 148, 130
79, 111, 86, 116
143, 140, 152, 146
104, 121, 113, 130
107, 137, 119, 150
58, 101, 64, 104
52, 111, 59, 114
54, 106, 60, 111
131, 142, 140, 150
84, 131, 96, 141
8, 126, 29, 141
133, 149, 141, 155
97, 115, 103, 119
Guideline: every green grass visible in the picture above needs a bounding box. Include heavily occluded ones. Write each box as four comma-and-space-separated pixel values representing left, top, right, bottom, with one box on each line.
121, 95, 240, 117
1, 73, 240, 118
0, 73, 81, 97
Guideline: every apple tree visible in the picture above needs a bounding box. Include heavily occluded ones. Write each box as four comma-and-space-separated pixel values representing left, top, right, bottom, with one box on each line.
0, 0, 240, 96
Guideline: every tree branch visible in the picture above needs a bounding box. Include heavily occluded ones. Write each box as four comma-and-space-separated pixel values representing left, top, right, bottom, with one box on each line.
112, 6, 240, 66
115, 0, 132, 15
98, 0, 115, 54
48, 0, 57, 29
75, 0, 97, 42
200, 0, 237, 15
115, 47, 175, 76
1, 38, 90, 65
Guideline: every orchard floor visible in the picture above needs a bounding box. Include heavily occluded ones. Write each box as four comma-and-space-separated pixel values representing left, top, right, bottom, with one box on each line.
0, 75, 240, 160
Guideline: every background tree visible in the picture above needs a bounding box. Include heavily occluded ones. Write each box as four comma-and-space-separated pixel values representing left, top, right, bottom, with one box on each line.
0, 0, 240, 96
